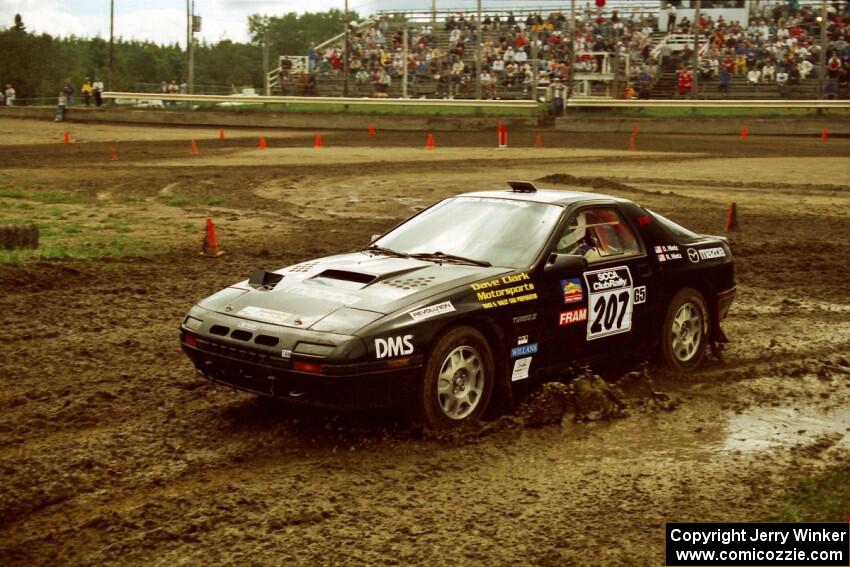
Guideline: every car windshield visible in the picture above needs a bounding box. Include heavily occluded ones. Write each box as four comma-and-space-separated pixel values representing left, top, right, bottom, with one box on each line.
373, 196, 564, 268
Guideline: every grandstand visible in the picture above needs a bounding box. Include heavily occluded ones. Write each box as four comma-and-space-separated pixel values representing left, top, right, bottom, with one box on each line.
267, 0, 849, 103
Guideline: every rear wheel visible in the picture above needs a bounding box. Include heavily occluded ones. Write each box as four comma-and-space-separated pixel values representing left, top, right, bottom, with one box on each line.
419, 326, 495, 430
660, 288, 709, 371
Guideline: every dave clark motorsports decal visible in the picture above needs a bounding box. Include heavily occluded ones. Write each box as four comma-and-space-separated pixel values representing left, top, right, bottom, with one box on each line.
583, 266, 634, 340
471, 272, 537, 309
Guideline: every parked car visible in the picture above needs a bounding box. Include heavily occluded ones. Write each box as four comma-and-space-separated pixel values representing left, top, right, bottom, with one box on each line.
180, 182, 735, 428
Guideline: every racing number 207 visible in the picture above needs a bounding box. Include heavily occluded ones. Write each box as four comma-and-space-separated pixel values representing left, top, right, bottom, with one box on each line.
590, 291, 630, 336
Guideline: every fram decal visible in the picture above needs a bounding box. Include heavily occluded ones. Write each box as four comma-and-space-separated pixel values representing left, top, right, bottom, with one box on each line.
374, 335, 414, 359
471, 272, 538, 309
560, 278, 584, 304
510, 343, 539, 358
409, 301, 455, 322
511, 357, 532, 381
559, 308, 588, 326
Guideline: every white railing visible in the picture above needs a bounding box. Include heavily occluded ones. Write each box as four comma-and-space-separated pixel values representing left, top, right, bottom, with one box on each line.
566, 99, 850, 108
102, 91, 538, 109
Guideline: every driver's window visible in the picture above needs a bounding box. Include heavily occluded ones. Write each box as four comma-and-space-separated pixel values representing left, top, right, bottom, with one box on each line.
556, 207, 640, 263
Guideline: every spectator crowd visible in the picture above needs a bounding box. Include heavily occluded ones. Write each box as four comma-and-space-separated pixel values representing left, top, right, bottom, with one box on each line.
297, 0, 850, 103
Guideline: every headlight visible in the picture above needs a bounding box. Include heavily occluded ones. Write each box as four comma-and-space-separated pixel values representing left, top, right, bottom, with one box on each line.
183, 316, 203, 332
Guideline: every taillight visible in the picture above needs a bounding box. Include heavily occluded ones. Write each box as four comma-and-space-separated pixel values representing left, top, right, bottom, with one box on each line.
292, 360, 323, 374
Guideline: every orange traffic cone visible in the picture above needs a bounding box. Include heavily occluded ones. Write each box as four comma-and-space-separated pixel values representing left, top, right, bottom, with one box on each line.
314, 134, 323, 148
190, 139, 199, 155
63, 132, 70, 144
219, 129, 225, 141
368, 124, 376, 137
724, 202, 738, 232
632, 122, 639, 136
200, 217, 225, 258
628, 134, 637, 152
821, 128, 828, 141
426, 133, 435, 149
497, 122, 507, 149
109, 147, 118, 161
535, 134, 543, 147
740, 125, 748, 140
258, 136, 267, 150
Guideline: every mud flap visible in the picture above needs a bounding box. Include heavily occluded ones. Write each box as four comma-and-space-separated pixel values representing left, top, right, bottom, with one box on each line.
708, 296, 729, 361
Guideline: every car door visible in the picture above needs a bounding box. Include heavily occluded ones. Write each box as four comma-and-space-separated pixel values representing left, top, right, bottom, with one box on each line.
539, 204, 655, 369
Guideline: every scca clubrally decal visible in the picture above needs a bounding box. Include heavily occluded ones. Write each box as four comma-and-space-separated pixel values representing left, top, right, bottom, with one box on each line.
471, 272, 537, 310
583, 266, 634, 341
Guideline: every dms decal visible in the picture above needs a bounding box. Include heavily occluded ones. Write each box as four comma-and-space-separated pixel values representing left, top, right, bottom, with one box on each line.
583, 266, 634, 341
471, 272, 538, 309
374, 335, 414, 359
510, 343, 539, 358
511, 357, 532, 381
409, 301, 456, 322
560, 278, 584, 304
559, 308, 588, 326
237, 306, 292, 325
634, 286, 647, 304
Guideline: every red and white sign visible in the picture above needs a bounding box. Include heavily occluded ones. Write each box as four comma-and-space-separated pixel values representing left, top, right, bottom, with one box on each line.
559, 308, 588, 326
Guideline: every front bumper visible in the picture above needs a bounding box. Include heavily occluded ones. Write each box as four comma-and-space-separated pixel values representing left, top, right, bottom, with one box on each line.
181, 333, 423, 410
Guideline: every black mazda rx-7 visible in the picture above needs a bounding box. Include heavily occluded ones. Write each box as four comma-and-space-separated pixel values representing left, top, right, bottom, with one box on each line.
180, 181, 735, 428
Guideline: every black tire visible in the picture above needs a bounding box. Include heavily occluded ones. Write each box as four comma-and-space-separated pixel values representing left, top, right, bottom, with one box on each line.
418, 325, 496, 430
660, 287, 709, 372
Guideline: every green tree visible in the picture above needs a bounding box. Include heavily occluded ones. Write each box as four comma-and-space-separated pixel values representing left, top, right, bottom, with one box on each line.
13, 14, 25, 33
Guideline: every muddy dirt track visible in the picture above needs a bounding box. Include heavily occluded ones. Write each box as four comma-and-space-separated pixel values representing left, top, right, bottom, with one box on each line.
0, 117, 849, 565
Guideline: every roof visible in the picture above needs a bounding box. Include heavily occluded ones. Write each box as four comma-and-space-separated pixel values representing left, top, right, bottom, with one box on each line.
458, 188, 631, 207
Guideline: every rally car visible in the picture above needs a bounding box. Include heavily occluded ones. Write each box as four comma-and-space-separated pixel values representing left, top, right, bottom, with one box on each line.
180, 181, 735, 429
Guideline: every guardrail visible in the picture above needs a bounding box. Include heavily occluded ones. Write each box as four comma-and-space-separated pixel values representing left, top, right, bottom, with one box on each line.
102, 92, 539, 109
566, 99, 850, 109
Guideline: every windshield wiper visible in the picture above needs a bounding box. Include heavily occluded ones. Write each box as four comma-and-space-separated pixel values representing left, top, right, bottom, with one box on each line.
410, 251, 491, 267
361, 245, 410, 258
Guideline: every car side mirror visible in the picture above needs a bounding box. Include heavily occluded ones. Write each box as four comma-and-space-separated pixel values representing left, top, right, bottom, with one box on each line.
370, 234, 382, 243
544, 253, 588, 274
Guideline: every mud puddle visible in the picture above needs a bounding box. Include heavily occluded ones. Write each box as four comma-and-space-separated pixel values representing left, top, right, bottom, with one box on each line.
722, 405, 850, 453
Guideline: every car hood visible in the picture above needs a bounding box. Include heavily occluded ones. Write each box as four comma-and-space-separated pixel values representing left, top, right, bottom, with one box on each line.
198, 252, 511, 333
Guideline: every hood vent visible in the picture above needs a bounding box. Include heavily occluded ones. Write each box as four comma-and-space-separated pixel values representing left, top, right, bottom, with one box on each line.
314, 269, 377, 285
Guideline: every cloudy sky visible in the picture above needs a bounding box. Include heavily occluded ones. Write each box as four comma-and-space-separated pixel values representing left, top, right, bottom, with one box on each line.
0, 0, 611, 45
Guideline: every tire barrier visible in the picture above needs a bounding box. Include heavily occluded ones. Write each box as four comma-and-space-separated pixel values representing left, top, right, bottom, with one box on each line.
0, 224, 39, 250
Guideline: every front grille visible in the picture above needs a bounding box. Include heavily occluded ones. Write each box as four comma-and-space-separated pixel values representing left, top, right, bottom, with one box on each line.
196, 337, 288, 369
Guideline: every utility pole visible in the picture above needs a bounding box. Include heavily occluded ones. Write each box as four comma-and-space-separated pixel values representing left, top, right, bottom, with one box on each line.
431, 0, 436, 26
567, 0, 576, 103
531, 36, 538, 101
402, 26, 409, 98
818, 0, 827, 100
108, 0, 114, 90
475, 0, 482, 99
692, 0, 701, 99
343, 0, 350, 97
186, 0, 195, 94
263, 30, 270, 96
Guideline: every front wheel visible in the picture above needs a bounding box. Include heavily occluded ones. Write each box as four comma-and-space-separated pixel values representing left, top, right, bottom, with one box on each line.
660, 287, 709, 371
418, 326, 496, 430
